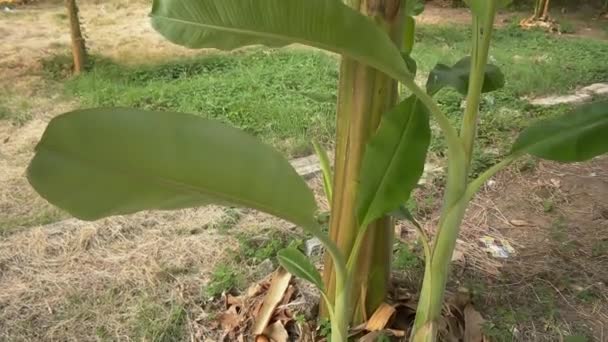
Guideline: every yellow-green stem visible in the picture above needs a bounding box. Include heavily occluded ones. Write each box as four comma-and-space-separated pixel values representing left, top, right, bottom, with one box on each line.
412, 198, 468, 342
322, 0, 404, 325
322, 58, 398, 322
410, 2, 499, 340
461, 2, 497, 173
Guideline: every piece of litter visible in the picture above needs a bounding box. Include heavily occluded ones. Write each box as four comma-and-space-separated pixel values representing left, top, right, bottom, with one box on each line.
479, 236, 515, 259
304, 237, 323, 256
486, 179, 497, 189
500, 239, 515, 254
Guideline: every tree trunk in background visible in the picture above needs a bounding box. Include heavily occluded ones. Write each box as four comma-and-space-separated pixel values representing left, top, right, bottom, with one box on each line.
534, 0, 551, 20
66, 0, 87, 74
322, 0, 404, 323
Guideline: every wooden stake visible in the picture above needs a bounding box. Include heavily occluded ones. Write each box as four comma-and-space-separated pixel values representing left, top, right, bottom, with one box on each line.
66, 0, 87, 74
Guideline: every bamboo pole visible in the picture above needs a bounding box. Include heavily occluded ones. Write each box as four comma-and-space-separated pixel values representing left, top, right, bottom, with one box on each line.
66, 0, 87, 74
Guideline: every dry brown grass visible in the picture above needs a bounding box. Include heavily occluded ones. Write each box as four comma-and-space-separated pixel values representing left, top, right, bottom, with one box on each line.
0, 207, 233, 340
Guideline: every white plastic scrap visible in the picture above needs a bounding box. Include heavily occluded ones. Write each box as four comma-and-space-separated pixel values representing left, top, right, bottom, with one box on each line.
479, 236, 515, 259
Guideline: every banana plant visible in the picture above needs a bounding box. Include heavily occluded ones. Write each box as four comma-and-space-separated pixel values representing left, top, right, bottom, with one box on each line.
26, 0, 608, 341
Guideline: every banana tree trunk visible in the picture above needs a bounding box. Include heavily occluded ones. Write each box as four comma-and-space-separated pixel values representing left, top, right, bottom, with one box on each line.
322, 0, 404, 323
66, 0, 87, 74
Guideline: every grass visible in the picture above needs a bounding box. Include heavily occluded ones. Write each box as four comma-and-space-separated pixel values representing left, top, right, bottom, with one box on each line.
133, 299, 186, 342
59, 50, 339, 157
0, 207, 66, 236
204, 263, 245, 298
207, 208, 243, 233
237, 231, 290, 264
393, 242, 423, 270
0, 94, 33, 126
414, 24, 608, 96
46, 25, 608, 164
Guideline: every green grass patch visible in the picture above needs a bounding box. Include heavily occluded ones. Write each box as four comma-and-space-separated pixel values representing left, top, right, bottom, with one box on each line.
393, 242, 423, 270
208, 208, 243, 233
133, 299, 186, 342
0, 96, 32, 126
236, 229, 302, 265
414, 24, 608, 96
52, 26, 608, 167
204, 263, 245, 298
62, 50, 339, 157
0, 207, 67, 236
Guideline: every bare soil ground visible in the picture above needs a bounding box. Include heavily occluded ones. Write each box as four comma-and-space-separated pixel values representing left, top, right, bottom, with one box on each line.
0, 1, 606, 341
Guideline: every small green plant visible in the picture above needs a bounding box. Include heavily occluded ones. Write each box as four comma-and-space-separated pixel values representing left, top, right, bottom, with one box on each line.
0, 105, 11, 121
393, 242, 422, 270
26, 0, 608, 341
210, 208, 242, 232
41, 54, 75, 81
317, 318, 332, 338
95, 326, 111, 341
205, 264, 243, 298
591, 240, 608, 257
544, 198, 555, 212
238, 231, 290, 263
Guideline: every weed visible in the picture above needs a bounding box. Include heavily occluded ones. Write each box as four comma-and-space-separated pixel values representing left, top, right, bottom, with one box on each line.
470, 148, 500, 178
393, 242, 422, 270
317, 318, 331, 338
294, 313, 307, 325
544, 198, 555, 213
95, 326, 111, 341
237, 230, 303, 264
134, 300, 186, 342
208, 208, 242, 232
204, 263, 244, 298
575, 288, 600, 303
0, 99, 32, 126
591, 240, 608, 257
238, 233, 286, 263
41, 54, 74, 81
515, 156, 538, 172
0, 207, 66, 235
549, 217, 580, 253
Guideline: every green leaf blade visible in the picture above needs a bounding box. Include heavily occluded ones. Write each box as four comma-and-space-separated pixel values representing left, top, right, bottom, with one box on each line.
27, 108, 318, 229
511, 101, 608, 162
277, 247, 324, 291
356, 96, 431, 228
426, 56, 504, 96
150, 0, 411, 82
